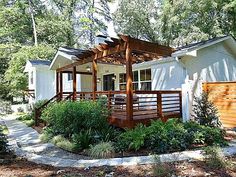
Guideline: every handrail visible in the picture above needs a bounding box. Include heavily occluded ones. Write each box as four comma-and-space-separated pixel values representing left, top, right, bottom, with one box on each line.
64, 92, 74, 100
34, 92, 60, 126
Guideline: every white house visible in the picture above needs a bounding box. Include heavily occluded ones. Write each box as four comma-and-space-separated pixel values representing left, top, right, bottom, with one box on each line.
27, 35, 236, 127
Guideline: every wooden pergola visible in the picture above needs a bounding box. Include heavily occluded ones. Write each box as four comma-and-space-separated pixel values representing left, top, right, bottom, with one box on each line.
36, 34, 182, 128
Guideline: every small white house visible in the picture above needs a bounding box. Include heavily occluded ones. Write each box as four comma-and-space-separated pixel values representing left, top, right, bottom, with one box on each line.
24, 60, 56, 104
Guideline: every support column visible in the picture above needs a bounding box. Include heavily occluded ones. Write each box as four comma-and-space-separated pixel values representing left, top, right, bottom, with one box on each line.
126, 42, 133, 121
56, 72, 59, 94
92, 54, 97, 100
73, 66, 77, 101
59, 72, 63, 100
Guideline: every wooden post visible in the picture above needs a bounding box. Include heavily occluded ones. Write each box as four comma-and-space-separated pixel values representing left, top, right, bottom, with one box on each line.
56, 72, 59, 94
92, 54, 97, 100
72, 66, 77, 101
157, 92, 163, 121
59, 72, 63, 100
126, 41, 133, 122
179, 91, 182, 118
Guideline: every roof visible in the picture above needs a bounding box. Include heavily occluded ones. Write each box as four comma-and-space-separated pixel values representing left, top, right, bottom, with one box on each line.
172, 35, 235, 57
176, 36, 228, 51
28, 60, 51, 66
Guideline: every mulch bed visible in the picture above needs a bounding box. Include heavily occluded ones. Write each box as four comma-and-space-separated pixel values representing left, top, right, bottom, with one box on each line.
0, 155, 236, 177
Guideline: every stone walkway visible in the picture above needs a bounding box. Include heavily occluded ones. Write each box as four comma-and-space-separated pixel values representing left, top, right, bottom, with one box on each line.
1, 114, 236, 168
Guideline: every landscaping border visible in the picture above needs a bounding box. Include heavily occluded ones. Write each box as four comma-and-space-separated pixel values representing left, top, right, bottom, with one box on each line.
2, 115, 236, 168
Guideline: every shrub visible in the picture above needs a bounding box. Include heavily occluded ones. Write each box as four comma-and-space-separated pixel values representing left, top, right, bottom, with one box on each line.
56, 139, 75, 152
152, 156, 173, 177
72, 130, 93, 151
116, 124, 147, 152
0, 126, 9, 154
41, 100, 109, 137
17, 107, 24, 113
51, 135, 66, 144
17, 114, 34, 127
204, 146, 226, 169
39, 128, 54, 143
88, 142, 114, 159
147, 119, 189, 153
192, 92, 221, 127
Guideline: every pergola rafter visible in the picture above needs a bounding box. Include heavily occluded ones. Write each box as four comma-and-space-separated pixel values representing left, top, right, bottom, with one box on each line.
54, 34, 176, 127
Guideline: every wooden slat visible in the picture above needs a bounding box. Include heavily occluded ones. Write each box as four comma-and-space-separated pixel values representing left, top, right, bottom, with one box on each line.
203, 82, 236, 128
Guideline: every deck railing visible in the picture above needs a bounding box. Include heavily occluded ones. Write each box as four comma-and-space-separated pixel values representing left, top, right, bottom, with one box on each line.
35, 90, 182, 128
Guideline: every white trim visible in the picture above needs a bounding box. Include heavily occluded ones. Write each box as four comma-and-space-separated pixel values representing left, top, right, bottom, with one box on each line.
50, 48, 78, 70
172, 36, 235, 57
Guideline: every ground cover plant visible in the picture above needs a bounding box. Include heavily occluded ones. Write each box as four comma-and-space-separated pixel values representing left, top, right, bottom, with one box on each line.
17, 99, 48, 127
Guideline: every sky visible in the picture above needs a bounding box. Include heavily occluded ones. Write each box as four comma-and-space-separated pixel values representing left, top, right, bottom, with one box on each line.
107, 0, 119, 37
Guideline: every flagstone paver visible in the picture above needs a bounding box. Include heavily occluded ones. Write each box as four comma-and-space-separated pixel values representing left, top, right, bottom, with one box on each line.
1, 114, 236, 168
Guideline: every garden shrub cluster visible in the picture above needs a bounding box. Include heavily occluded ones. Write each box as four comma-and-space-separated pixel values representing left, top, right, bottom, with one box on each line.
115, 119, 226, 153
40, 99, 118, 154
39, 97, 226, 157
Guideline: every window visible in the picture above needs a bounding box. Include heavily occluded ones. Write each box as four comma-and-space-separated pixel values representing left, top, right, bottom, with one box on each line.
140, 69, 152, 91
119, 70, 151, 91
68, 73, 72, 81
30, 71, 33, 84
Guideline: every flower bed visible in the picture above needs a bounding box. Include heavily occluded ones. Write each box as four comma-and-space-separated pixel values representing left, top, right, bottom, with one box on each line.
38, 100, 227, 159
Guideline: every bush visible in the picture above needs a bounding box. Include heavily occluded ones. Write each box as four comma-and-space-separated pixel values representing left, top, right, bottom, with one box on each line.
0, 126, 9, 154
88, 142, 114, 159
115, 119, 226, 153
41, 100, 109, 137
204, 146, 226, 169
56, 139, 75, 152
17, 114, 34, 127
72, 130, 93, 151
192, 92, 221, 127
152, 156, 173, 177
116, 124, 147, 152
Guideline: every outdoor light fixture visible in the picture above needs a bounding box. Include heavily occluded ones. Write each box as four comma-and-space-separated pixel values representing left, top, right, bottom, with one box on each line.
112, 75, 116, 81
97, 78, 101, 83
86, 66, 91, 72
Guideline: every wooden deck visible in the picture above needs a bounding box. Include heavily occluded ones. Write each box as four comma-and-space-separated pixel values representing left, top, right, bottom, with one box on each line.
35, 90, 182, 129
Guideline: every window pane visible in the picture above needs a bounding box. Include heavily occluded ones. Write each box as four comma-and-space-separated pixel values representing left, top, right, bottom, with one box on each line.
140, 69, 145, 81
133, 83, 139, 90
119, 84, 126, 90
146, 69, 151, 80
133, 71, 138, 81
141, 82, 152, 91
119, 73, 126, 83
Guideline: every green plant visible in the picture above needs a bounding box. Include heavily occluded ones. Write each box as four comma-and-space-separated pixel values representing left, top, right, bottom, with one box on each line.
56, 139, 75, 152
0, 126, 9, 154
41, 100, 109, 137
204, 146, 226, 169
88, 142, 115, 159
39, 128, 54, 143
116, 124, 147, 152
192, 92, 221, 127
152, 156, 173, 177
51, 135, 66, 144
72, 130, 93, 151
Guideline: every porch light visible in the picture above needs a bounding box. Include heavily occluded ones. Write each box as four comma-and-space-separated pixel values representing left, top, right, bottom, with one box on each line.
97, 78, 101, 83
86, 66, 91, 72
112, 75, 116, 80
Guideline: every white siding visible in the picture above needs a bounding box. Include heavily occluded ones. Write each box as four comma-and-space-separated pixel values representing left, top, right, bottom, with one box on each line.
182, 42, 236, 96
35, 67, 55, 101
151, 60, 185, 90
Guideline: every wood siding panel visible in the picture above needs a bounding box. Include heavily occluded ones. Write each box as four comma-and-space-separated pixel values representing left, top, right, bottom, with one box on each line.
203, 82, 236, 128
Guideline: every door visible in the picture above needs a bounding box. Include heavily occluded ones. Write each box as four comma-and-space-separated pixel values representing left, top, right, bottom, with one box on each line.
103, 74, 115, 91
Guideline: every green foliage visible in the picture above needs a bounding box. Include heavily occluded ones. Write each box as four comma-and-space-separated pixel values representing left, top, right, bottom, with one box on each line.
116, 119, 226, 153
0, 125, 9, 154
88, 142, 115, 159
4, 45, 55, 97
116, 124, 147, 151
0, 100, 12, 114
114, 0, 236, 46
56, 138, 75, 152
41, 100, 109, 137
204, 146, 226, 169
72, 130, 93, 151
152, 156, 173, 177
192, 92, 221, 127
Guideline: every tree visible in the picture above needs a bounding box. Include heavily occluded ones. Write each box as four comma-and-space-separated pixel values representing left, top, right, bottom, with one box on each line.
113, 0, 236, 46
113, 0, 160, 42
4, 45, 56, 97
